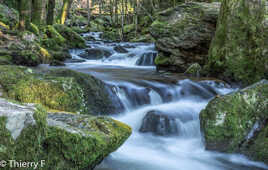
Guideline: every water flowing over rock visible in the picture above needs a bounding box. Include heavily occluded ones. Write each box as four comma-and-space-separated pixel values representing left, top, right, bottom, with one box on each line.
0, 98, 131, 170
114, 46, 128, 53
139, 110, 179, 136
135, 52, 157, 66
151, 2, 220, 72
79, 48, 112, 60
200, 80, 268, 164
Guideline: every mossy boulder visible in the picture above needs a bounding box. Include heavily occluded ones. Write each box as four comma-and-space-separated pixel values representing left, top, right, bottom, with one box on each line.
207, 0, 268, 84
151, 2, 220, 72
0, 4, 19, 29
0, 66, 121, 115
53, 24, 86, 48
0, 55, 12, 65
200, 80, 268, 164
0, 97, 131, 169
184, 63, 202, 77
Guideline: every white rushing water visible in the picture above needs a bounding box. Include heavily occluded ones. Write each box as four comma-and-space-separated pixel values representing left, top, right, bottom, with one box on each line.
65, 33, 268, 170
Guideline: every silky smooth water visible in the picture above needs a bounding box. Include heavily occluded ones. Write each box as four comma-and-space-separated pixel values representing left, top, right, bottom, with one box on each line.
64, 33, 268, 170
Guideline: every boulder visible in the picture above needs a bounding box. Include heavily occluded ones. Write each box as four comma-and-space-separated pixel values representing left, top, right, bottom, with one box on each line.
114, 46, 128, 53
79, 48, 112, 60
139, 110, 179, 136
0, 66, 120, 115
136, 52, 157, 66
53, 24, 86, 49
200, 80, 268, 164
184, 63, 202, 77
0, 98, 131, 169
207, 0, 268, 84
151, 2, 220, 72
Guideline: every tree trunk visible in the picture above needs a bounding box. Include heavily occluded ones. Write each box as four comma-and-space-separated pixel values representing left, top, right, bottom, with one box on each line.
87, 0, 91, 26
58, 0, 73, 24
32, 0, 43, 25
47, 0, 55, 25
19, 0, 32, 30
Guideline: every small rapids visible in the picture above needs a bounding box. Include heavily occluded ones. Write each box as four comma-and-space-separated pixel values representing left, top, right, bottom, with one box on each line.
64, 32, 268, 170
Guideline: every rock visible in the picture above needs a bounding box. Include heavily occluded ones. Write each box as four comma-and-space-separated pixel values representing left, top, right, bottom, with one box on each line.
206, 0, 268, 84
0, 55, 12, 65
114, 46, 128, 53
136, 52, 157, 66
200, 80, 268, 164
65, 58, 86, 63
53, 24, 86, 48
151, 2, 220, 72
184, 63, 202, 77
0, 97, 131, 169
79, 48, 112, 60
0, 66, 120, 115
49, 60, 66, 66
139, 110, 179, 136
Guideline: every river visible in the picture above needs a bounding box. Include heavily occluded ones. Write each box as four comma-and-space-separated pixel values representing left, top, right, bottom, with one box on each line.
62, 32, 268, 170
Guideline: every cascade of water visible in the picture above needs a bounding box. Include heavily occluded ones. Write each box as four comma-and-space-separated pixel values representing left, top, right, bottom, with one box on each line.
64, 32, 268, 170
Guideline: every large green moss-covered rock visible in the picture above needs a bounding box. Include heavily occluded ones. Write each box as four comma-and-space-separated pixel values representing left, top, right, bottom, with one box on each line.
0, 66, 120, 115
207, 0, 268, 84
200, 80, 268, 164
151, 2, 220, 72
0, 98, 131, 169
53, 24, 86, 48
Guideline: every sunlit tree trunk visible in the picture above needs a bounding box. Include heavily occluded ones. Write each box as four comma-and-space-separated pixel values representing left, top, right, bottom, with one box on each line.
58, 0, 73, 24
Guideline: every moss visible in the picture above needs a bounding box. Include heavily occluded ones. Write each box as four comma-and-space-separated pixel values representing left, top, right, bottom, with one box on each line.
30, 23, 40, 35
0, 21, 10, 29
0, 55, 12, 65
53, 24, 86, 48
47, 69, 118, 115
0, 4, 19, 29
200, 80, 268, 163
0, 99, 132, 169
154, 54, 170, 65
207, 0, 268, 84
8, 77, 85, 113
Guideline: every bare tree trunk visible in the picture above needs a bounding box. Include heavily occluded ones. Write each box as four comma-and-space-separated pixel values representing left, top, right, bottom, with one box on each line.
19, 0, 32, 30
120, 0, 124, 41
47, 0, 55, 25
87, 0, 91, 26
32, 0, 47, 26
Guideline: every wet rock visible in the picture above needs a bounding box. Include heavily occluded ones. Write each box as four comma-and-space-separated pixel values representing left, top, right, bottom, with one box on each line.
136, 52, 157, 66
79, 48, 112, 60
200, 80, 268, 164
179, 79, 217, 99
49, 60, 66, 66
65, 58, 86, 63
140, 110, 179, 136
0, 97, 131, 169
151, 2, 220, 72
114, 46, 128, 53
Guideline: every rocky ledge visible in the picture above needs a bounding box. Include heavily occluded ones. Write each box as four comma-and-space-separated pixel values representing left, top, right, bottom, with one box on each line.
0, 97, 131, 169
200, 80, 268, 164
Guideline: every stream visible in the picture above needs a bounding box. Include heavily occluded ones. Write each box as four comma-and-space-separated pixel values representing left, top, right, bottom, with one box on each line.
63, 32, 268, 170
